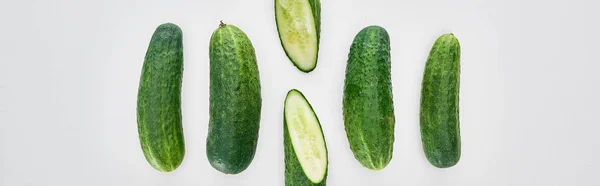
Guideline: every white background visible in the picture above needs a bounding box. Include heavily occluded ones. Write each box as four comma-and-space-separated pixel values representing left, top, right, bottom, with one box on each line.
1, 0, 599, 185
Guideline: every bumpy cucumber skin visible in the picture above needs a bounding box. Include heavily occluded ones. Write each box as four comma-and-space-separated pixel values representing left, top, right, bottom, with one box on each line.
420, 33, 461, 168
342, 26, 395, 170
284, 89, 327, 186
308, 0, 321, 41
274, 0, 321, 73
137, 23, 185, 172
207, 23, 262, 174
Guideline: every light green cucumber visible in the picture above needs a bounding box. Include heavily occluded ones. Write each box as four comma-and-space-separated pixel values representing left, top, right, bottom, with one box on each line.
420, 33, 461, 168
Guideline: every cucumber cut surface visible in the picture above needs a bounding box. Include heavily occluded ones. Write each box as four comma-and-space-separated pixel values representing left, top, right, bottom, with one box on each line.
284, 89, 327, 184
275, 0, 320, 72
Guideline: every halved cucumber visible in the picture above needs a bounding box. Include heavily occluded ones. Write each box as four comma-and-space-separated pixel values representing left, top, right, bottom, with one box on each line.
275, 0, 321, 72
284, 89, 328, 185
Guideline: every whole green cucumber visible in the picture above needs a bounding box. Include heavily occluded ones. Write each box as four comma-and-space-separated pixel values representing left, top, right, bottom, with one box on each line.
420, 33, 461, 168
137, 23, 185, 172
342, 26, 395, 170
207, 22, 261, 174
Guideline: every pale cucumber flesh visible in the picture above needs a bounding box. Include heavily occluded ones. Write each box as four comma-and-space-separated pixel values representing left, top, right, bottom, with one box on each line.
284, 90, 327, 183
275, 0, 318, 71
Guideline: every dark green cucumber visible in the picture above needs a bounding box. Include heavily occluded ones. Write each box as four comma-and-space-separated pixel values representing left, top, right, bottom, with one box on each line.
284, 89, 328, 185
275, 0, 321, 72
137, 23, 185, 172
420, 33, 461, 168
342, 26, 395, 170
207, 22, 261, 174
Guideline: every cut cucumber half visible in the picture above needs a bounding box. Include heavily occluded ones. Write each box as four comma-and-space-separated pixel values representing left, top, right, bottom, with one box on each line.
284, 89, 328, 185
275, 0, 320, 72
